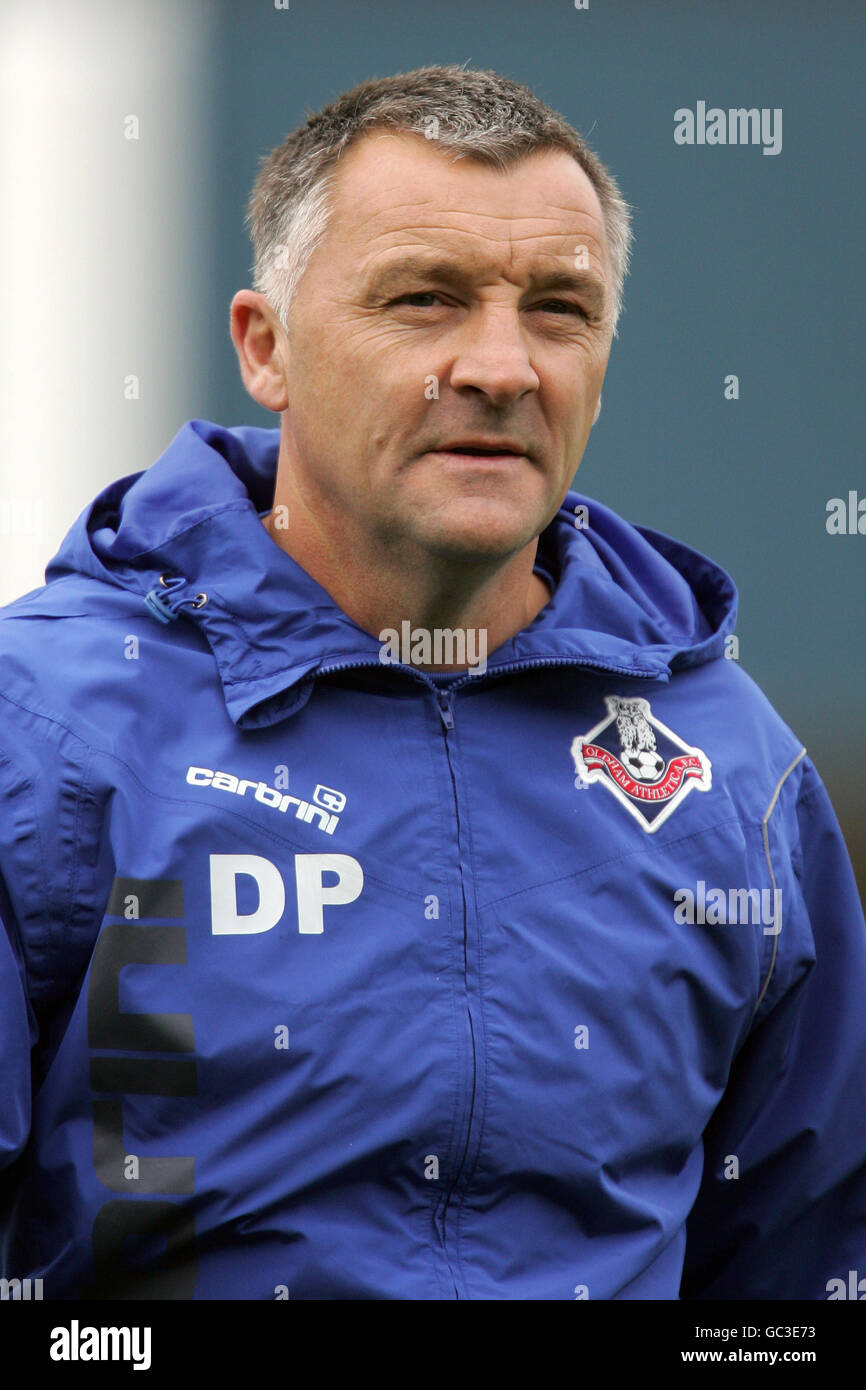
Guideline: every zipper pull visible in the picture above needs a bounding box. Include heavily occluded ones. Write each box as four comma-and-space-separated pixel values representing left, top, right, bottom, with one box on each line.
436, 689, 455, 731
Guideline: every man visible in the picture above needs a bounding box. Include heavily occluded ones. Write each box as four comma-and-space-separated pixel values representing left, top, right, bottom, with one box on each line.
1, 65, 864, 1301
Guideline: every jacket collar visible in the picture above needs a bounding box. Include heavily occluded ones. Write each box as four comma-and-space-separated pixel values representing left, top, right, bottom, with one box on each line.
47, 419, 737, 729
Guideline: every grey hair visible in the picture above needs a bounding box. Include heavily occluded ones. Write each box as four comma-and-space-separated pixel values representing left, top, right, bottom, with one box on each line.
246, 63, 633, 336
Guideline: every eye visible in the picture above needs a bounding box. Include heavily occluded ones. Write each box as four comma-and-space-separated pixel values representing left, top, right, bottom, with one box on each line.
536, 299, 588, 318
392, 292, 446, 308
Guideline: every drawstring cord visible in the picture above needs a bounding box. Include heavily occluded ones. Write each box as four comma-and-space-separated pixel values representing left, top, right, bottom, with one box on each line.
144, 574, 208, 624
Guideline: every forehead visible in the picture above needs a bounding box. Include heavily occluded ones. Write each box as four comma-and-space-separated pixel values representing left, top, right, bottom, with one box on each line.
323, 130, 610, 275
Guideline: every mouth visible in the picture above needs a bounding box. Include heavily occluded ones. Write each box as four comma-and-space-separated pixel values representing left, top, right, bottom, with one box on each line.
427, 441, 530, 464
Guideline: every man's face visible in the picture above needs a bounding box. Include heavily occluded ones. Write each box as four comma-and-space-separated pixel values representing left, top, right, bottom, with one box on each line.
278, 130, 614, 564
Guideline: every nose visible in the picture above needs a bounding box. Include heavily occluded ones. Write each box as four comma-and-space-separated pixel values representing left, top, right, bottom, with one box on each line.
448, 305, 540, 407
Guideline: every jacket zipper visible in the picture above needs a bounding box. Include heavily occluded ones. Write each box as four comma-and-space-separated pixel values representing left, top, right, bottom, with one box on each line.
318, 653, 664, 688
432, 684, 476, 1298
436, 689, 455, 731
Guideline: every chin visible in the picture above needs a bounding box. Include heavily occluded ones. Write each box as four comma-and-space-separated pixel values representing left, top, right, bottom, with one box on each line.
420, 514, 541, 563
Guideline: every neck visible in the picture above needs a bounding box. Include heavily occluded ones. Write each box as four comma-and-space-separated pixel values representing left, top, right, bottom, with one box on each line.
262, 495, 552, 673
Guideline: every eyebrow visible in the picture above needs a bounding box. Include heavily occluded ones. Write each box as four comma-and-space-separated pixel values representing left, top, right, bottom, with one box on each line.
365, 256, 608, 314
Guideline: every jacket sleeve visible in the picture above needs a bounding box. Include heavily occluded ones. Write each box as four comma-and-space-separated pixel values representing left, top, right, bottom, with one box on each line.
0, 681, 108, 1193
681, 755, 866, 1299
0, 887, 34, 1175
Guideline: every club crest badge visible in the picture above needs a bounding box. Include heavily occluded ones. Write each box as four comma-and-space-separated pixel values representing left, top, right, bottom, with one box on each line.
570, 695, 712, 833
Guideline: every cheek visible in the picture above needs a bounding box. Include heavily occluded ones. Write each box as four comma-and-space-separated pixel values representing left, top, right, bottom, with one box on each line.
540, 336, 603, 392
298, 321, 418, 410
545, 375, 594, 435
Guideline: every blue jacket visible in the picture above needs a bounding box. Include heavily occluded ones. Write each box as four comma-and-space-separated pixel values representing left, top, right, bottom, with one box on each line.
1, 418, 864, 1300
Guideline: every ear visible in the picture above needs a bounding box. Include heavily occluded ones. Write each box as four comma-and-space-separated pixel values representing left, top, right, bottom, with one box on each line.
229, 290, 289, 412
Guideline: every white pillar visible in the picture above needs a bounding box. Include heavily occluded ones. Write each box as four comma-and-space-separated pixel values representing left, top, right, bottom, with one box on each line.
0, 0, 212, 605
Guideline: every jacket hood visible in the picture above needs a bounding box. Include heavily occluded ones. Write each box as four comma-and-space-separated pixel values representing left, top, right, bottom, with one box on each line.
44, 418, 737, 729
